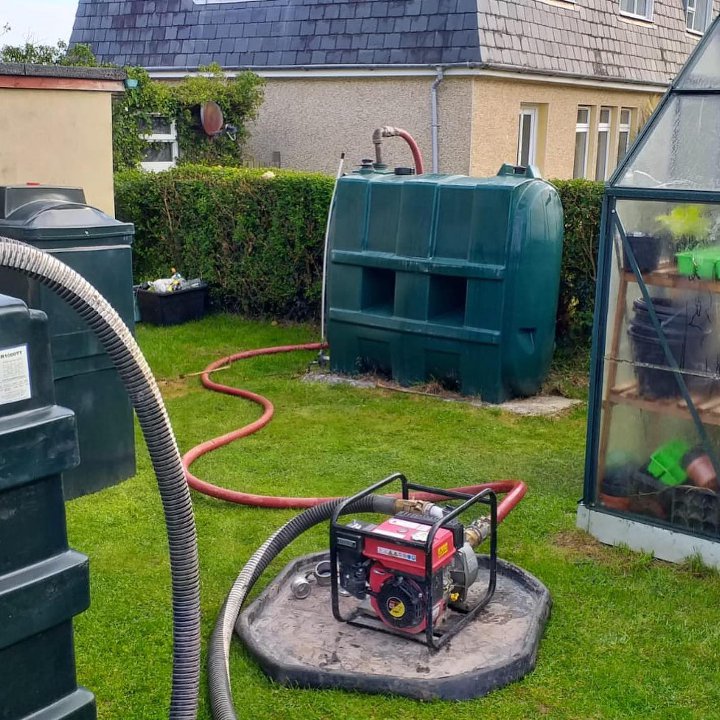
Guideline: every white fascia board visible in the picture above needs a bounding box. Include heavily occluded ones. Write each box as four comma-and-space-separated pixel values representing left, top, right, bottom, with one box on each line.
148, 66, 667, 94
576, 503, 720, 568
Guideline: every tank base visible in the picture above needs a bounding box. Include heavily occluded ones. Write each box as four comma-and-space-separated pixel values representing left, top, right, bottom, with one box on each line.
236, 552, 551, 701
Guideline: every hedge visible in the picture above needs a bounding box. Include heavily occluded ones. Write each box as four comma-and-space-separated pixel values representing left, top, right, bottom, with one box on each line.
115, 165, 334, 319
114, 166, 603, 347
551, 179, 605, 347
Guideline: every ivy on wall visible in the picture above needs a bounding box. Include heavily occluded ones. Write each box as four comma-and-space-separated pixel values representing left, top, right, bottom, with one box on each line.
113, 65, 264, 171
0, 41, 264, 171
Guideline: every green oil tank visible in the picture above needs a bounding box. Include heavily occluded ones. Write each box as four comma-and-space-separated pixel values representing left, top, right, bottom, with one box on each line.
0, 185, 135, 499
327, 165, 564, 403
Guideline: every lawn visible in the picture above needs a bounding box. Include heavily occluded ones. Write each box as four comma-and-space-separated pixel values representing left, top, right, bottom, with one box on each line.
66, 314, 720, 720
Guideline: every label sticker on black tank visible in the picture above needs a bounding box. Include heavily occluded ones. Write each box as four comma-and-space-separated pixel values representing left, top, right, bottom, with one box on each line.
0, 345, 31, 405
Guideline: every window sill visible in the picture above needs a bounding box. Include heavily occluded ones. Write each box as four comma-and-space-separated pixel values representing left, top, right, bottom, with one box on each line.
618, 11, 655, 26
141, 163, 177, 173
536, 0, 578, 9
686, 27, 705, 37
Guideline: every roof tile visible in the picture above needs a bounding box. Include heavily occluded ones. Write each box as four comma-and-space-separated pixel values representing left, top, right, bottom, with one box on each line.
72, 0, 710, 80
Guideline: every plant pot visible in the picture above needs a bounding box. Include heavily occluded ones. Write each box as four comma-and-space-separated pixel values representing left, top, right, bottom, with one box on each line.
628, 298, 712, 399
601, 464, 635, 497
695, 255, 717, 280
683, 448, 718, 491
599, 493, 631, 512
623, 233, 663, 273
675, 251, 695, 277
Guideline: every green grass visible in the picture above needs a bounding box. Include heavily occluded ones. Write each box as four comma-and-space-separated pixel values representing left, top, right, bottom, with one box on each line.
65, 315, 720, 720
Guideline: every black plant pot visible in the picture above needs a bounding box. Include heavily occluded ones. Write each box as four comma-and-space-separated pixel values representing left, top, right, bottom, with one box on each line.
628, 297, 712, 399
623, 233, 663, 273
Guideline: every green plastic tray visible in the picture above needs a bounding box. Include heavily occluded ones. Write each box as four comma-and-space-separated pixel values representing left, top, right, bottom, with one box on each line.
648, 440, 690, 486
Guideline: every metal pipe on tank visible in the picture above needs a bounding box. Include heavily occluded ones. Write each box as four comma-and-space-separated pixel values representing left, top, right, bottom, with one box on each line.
431, 66, 444, 173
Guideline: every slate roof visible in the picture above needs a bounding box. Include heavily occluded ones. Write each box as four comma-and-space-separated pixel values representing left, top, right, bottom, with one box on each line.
70, 0, 715, 85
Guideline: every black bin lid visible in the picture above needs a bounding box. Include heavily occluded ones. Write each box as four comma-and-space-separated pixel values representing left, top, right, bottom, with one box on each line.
0, 185, 134, 242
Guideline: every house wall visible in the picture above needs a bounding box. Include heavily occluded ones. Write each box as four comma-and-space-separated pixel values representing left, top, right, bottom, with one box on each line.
246, 76, 474, 176
0, 87, 116, 215
470, 77, 662, 180
245, 73, 662, 181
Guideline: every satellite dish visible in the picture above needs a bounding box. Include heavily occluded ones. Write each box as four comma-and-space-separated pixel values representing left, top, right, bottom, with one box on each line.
200, 101, 224, 136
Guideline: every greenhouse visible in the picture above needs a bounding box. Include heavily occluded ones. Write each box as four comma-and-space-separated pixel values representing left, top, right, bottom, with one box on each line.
579, 16, 720, 566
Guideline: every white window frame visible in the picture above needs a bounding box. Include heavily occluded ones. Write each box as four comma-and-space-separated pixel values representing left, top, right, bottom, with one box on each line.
619, 0, 654, 21
686, 0, 713, 33
616, 107, 633, 166
517, 106, 538, 168
140, 117, 179, 173
595, 107, 612, 181
573, 106, 590, 179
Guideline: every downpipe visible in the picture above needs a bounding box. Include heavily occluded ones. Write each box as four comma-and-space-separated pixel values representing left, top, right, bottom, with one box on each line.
430, 66, 444, 173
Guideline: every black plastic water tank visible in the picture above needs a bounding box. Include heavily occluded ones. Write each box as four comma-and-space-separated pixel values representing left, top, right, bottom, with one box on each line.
0, 294, 95, 719
0, 185, 135, 499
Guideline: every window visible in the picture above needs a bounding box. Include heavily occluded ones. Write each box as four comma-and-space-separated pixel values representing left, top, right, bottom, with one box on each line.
573, 106, 590, 179
686, 0, 713, 33
140, 116, 178, 172
619, 0, 654, 20
595, 107, 612, 181
517, 106, 538, 167
617, 108, 633, 165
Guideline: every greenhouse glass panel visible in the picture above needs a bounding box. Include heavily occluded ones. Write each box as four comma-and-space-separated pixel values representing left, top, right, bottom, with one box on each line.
595, 201, 720, 535
615, 95, 720, 191
589, 198, 720, 542
676, 22, 720, 90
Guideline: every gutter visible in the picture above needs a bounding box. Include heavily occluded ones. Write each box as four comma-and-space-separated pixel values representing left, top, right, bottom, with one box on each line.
146, 61, 670, 93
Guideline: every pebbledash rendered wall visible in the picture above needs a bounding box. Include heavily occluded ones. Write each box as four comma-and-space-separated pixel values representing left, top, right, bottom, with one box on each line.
245, 70, 661, 179
0, 65, 125, 216
245, 74, 474, 176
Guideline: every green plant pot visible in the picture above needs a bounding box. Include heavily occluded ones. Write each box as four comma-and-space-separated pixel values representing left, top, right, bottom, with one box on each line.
675, 251, 695, 276
696, 255, 717, 280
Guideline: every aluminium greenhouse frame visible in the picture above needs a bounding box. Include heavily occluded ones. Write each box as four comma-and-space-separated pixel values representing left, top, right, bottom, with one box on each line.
579, 15, 720, 565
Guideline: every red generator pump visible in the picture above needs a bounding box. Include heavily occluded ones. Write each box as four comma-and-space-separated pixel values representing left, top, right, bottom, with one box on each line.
330, 474, 497, 650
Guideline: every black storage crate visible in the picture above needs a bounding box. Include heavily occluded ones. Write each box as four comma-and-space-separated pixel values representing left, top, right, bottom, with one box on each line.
137, 283, 208, 326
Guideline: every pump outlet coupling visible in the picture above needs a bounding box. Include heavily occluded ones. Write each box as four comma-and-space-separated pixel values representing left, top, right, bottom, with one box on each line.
371, 126, 424, 175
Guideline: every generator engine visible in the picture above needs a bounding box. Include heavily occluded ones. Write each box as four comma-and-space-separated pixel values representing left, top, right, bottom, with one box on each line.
330, 476, 497, 648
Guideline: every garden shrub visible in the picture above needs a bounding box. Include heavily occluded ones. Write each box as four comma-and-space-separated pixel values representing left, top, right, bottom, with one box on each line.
116, 168, 603, 344
551, 179, 604, 349
115, 165, 333, 319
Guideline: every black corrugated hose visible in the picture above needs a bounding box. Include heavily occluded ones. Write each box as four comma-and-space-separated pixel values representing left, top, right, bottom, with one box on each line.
0, 238, 201, 720
208, 496, 383, 720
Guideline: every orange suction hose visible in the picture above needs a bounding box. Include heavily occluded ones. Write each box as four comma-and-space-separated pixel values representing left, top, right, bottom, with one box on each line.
182, 344, 527, 517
